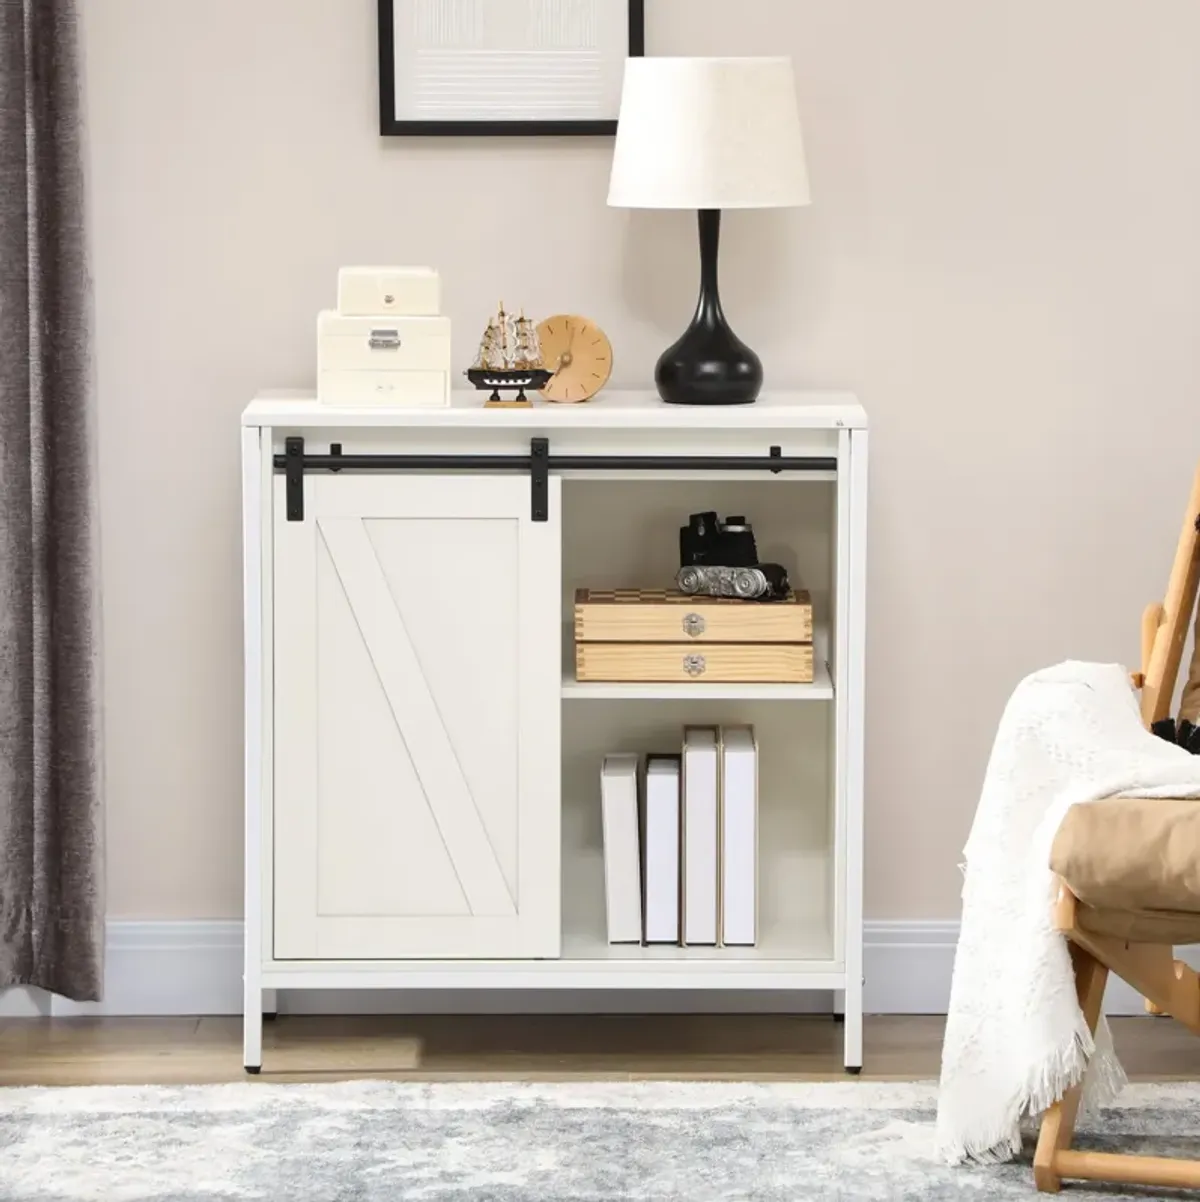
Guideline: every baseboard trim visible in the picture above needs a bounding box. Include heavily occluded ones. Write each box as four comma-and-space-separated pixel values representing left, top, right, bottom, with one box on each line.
861, 921, 959, 1015
0, 987, 52, 1018
0, 919, 1183, 1018
49, 922, 245, 1018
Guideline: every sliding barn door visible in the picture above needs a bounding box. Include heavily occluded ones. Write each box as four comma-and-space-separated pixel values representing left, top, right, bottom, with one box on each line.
271, 473, 561, 960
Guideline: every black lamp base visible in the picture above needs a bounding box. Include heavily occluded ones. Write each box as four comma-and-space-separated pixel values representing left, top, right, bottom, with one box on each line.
656, 209, 764, 406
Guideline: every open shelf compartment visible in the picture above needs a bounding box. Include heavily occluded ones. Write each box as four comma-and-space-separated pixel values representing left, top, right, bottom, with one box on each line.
556, 475, 840, 973
560, 699, 837, 973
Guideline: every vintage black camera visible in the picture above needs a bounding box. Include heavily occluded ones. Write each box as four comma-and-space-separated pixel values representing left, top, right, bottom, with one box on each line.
676, 512, 791, 601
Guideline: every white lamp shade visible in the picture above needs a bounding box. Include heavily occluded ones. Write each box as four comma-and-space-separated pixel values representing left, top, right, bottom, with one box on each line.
607, 57, 811, 211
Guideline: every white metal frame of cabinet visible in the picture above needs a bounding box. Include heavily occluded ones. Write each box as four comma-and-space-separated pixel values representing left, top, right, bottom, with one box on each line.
241, 390, 868, 1074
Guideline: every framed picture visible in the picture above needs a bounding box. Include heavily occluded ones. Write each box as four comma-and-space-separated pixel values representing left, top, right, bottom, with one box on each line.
378, 0, 645, 136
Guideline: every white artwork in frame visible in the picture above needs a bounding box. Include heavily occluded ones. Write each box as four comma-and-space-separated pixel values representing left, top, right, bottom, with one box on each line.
378, 0, 645, 135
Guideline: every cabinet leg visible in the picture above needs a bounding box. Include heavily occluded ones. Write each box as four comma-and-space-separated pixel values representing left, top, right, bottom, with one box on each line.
832, 988, 845, 1022
243, 979, 263, 1073
843, 978, 864, 1074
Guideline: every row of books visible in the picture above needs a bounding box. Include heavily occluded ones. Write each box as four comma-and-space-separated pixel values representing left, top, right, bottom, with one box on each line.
600, 725, 758, 947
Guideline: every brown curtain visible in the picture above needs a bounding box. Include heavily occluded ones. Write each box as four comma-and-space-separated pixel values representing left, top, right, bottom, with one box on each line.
0, 0, 104, 1000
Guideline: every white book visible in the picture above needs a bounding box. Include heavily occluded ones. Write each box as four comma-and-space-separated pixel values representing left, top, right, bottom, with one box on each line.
720, 726, 759, 947
600, 753, 643, 944
681, 727, 719, 946
642, 755, 681, 944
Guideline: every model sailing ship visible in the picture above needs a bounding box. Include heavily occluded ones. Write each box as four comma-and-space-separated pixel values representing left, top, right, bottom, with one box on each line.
466, 303, 553, 407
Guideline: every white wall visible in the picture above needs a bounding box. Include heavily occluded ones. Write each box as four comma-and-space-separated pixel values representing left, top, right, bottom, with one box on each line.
81, 0, 1200, 922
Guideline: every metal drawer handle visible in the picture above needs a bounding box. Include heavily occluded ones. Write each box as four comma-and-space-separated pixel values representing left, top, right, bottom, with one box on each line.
368, 329, 401, 349
682, 613, 706, 638
683, 654, 707, 677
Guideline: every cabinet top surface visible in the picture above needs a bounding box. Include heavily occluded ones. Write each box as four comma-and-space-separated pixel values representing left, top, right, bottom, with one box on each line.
243, 389, 867, 430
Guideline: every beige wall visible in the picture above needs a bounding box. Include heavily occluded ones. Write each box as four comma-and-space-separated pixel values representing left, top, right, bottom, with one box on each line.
83, 0, 1200, 921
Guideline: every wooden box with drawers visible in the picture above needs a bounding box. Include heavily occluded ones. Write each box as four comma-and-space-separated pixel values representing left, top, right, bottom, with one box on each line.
573, 587, 814, 684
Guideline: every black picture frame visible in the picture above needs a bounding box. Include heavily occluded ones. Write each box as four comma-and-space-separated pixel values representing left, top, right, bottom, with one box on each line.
378, 0, 644, 136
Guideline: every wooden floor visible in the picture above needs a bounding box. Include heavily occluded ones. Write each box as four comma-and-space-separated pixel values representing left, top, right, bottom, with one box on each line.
1, 1014, 1197, 1087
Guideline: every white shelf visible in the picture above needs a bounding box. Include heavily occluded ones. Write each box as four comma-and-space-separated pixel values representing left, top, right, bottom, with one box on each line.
561, 659, 833, 701
560, 915, 836, 970
244, 388, 867, 431
264, 910, 839, 993
261, 959, 845, 992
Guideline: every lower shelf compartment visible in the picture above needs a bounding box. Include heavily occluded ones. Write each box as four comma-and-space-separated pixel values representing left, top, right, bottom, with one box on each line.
559, 698, 837, 969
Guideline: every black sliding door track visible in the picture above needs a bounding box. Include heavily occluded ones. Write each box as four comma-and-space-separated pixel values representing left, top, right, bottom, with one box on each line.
276, 436, 836, 522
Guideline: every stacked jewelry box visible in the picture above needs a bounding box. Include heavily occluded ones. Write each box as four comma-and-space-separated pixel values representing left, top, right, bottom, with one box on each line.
317, 267, 450, 408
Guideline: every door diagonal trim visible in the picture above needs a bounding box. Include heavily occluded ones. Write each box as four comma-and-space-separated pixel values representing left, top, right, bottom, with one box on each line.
319, 518, 515, 917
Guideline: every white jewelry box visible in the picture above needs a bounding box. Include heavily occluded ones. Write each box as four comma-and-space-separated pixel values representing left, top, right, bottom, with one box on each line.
336, 267, 440, 317
317, 311, 451, 408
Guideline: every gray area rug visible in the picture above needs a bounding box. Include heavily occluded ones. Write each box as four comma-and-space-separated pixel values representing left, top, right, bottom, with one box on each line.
2, 1079, 1199, 1200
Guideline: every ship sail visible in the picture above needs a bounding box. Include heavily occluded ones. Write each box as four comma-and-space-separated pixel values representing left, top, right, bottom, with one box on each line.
514, 314, 543, 369
500, 307, 519, 369
472, 316, 503, 370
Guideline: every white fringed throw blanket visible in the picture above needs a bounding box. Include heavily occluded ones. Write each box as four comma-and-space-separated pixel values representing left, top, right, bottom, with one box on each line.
936, 660, 1200, 1165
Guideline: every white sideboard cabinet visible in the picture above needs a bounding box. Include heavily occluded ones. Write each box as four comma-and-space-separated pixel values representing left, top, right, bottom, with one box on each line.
241, 390, 868, 1074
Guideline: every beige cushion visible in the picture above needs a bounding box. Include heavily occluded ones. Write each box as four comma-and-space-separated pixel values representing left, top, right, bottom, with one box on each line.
1050, 796, 1200, 945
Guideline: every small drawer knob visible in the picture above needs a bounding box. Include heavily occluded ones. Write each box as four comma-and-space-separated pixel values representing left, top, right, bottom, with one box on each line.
683, 654, 707, 677
682, 613, 706, 638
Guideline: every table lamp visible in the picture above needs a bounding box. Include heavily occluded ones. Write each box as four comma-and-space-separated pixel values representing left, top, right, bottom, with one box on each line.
607, 57, 810, 405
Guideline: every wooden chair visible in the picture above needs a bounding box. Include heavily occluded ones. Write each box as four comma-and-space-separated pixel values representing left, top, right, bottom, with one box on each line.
1034, 462, 1200, 1194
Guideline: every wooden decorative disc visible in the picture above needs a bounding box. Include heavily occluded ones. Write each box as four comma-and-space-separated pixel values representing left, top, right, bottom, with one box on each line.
536, 314, 613, 403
